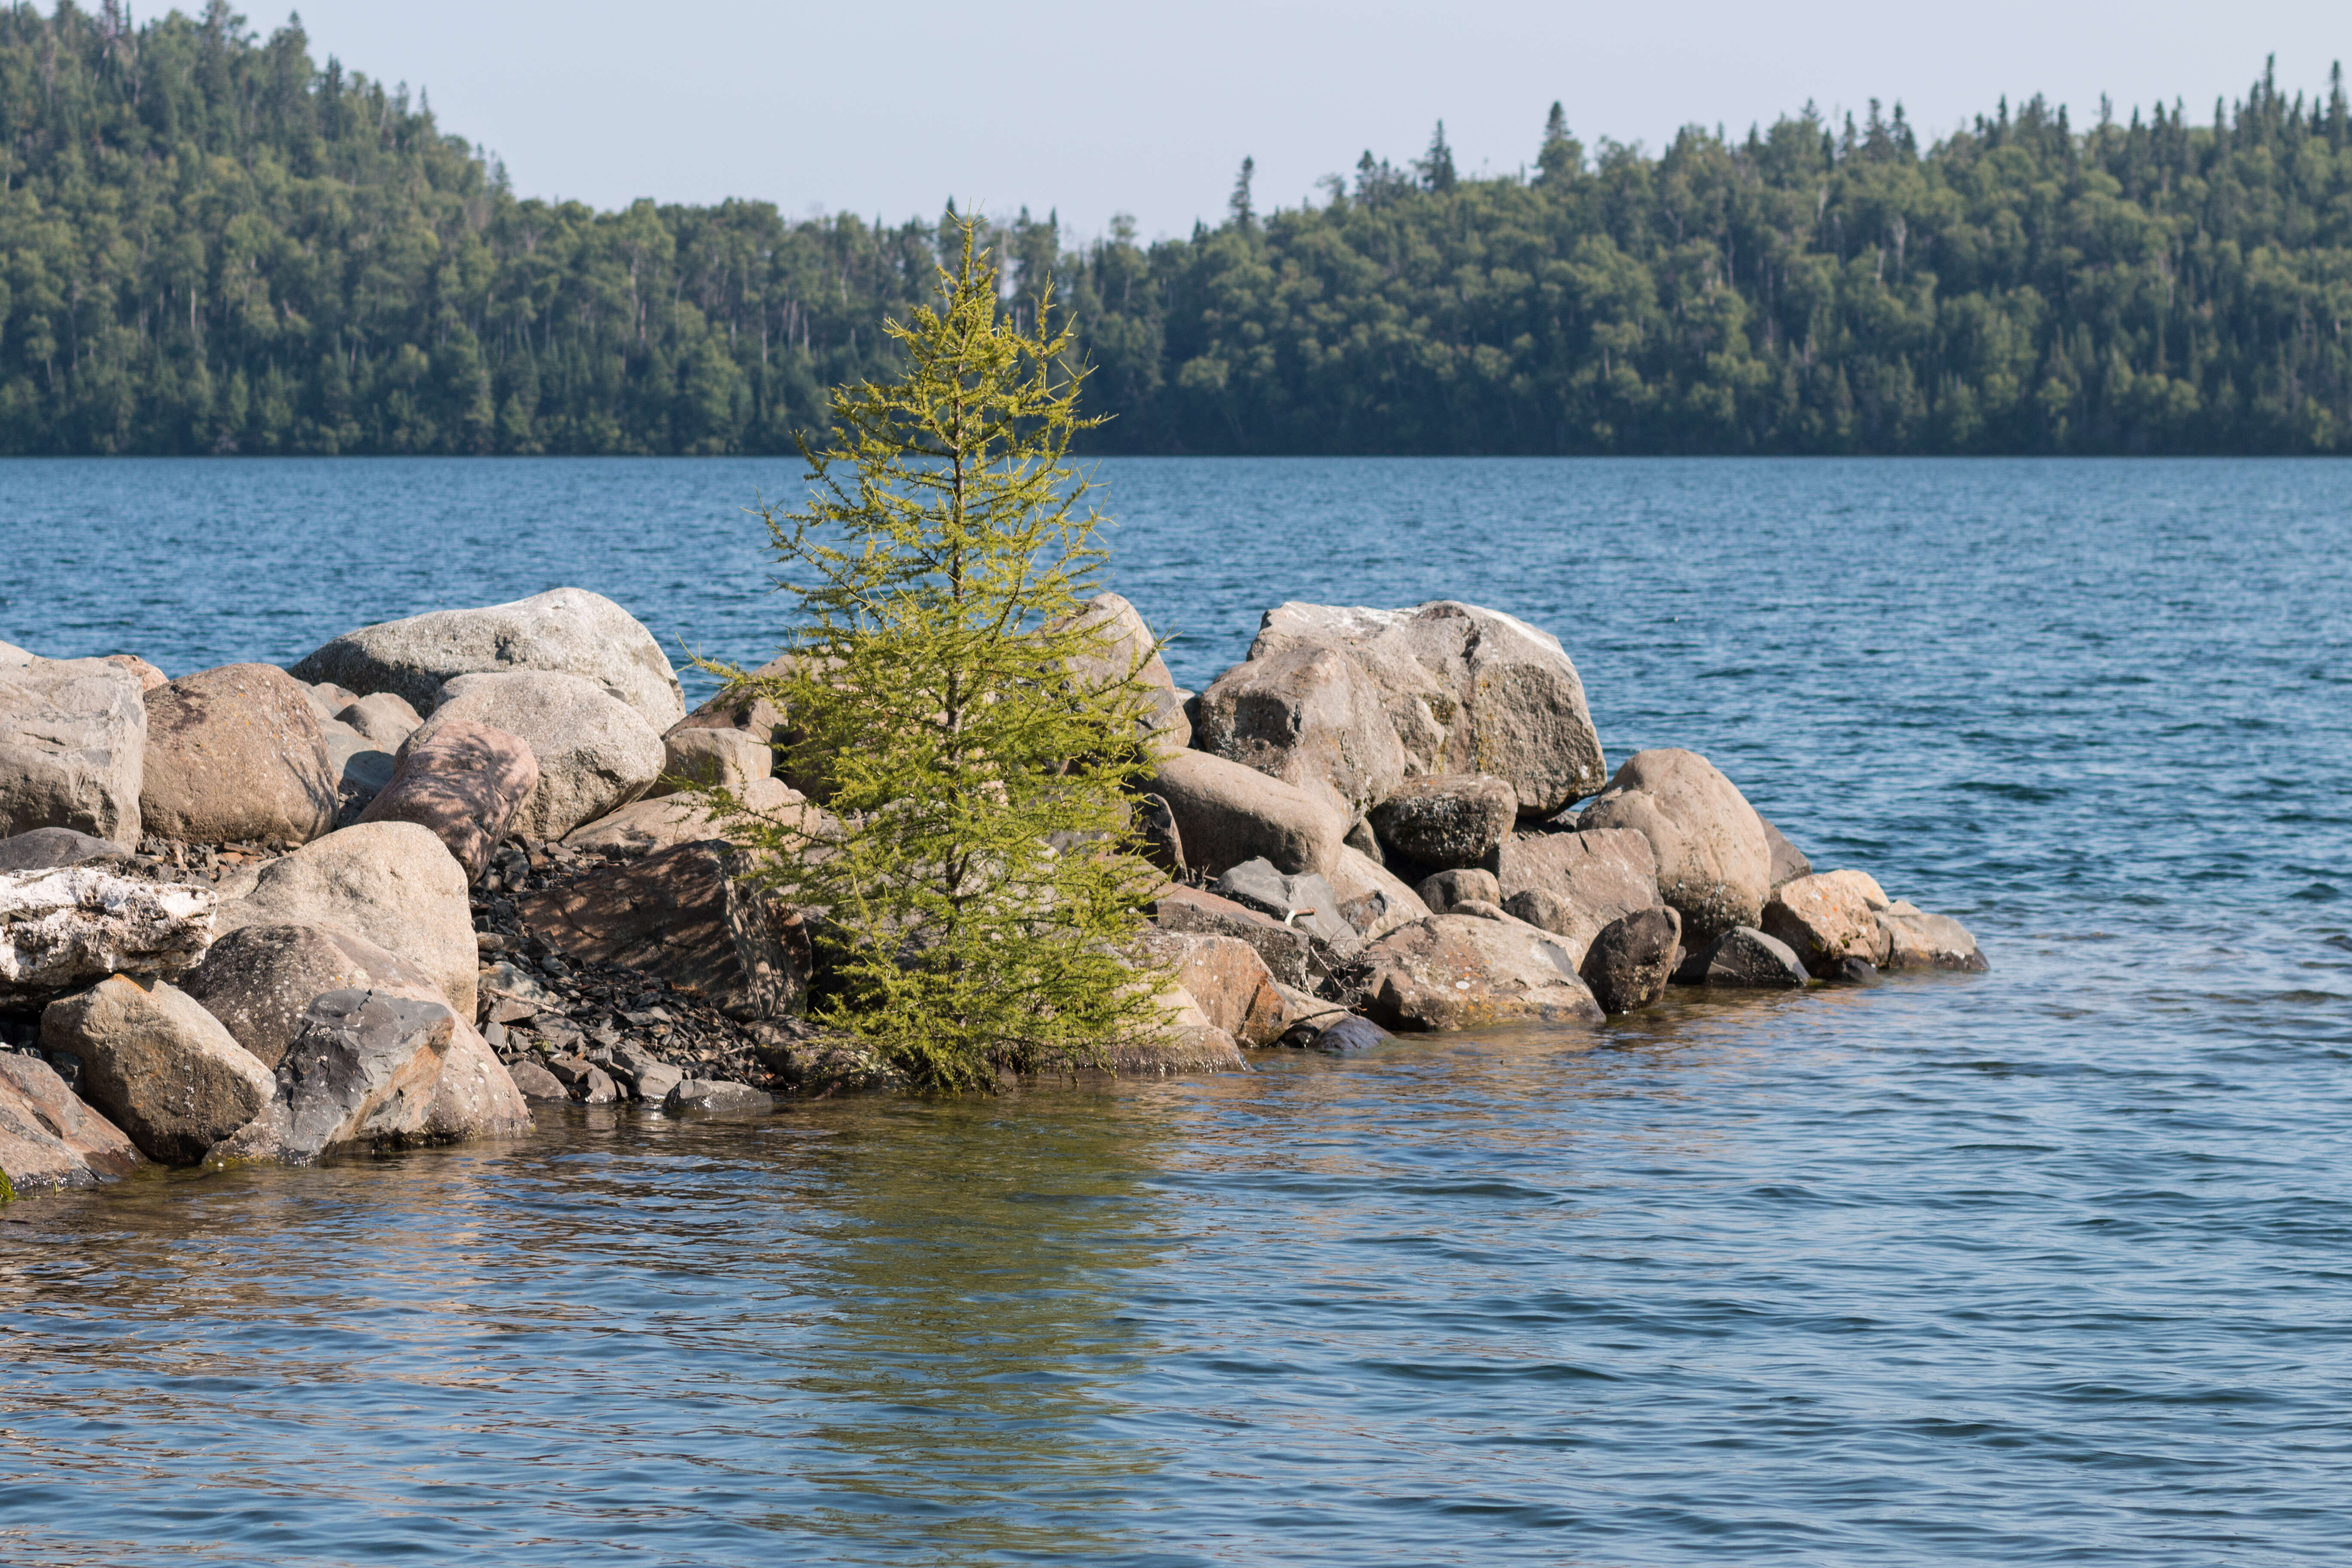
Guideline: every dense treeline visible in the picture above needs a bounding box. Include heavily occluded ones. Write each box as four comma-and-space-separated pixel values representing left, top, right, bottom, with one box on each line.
5, 3, 2350, 454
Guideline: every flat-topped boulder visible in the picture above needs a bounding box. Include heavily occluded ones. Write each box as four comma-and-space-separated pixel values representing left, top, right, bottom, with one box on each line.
1878, 901, 1989, 972
1360, 913, 1604, 1031
291, 587, 685, 730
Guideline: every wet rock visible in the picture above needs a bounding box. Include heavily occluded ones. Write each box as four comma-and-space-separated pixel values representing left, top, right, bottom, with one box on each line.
1827, 956, 1881, 985
1579, 905, 1683, 1014
1246, 600, 1608, 815
560, 776, 818, 859
515, 839, 808, 1020
1151, 885, 1313, 988
1761, 816, 1813, 888
1416, 867, 1501, 916
0, 656, 147, 842
1493, 827, 1662, 964
618, 1055, 684, 1105
1144, 749, 1348, 879
1761, 869, 1893, 974
506, 1058, 570, 1100
212, 820, 478, 1020
1673, 925, 1810, 989
212, 989, 457, 1166
1268, 979, 1353, 1045
356, 718, 538, 879
335, 692, 423, 751
1577, 750, 1770, 944
1367, 774, 1518, 871
0, 827, 122, 873
1313, 1016, 1391, 1056
1878, 902, 1990, 972
411, 671, 664, 841
649, 725, 770, 796
1, 867, 217, 1003
291, 586, 686, 730
1138, 928, 1287, 1047
1359, 914, 1604, 1032
1327, 845, 1432, 940
43, 976, 274, 1165
138, 664, 340, 846
576, 1064, 619, 1104
1194, 642, 1407, 819
1111, 990, 1246, 1075
0, 1053, 144, 1191
664, 1078, 773, 1115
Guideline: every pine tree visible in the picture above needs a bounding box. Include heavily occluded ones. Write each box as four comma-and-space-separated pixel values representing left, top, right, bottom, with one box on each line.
1417, 121, 1458, 191
1228, 155, 1256, 227
694, 218, 1170, 1092
1537, 102, 1581, 184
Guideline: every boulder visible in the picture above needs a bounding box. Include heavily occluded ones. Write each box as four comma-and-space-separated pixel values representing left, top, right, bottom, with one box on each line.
1111, 989, 1246, 1075
423, 1015, 533, 1139
515, 839, 808, 1020
211, 821, 478, 1020
1761, 870, 1893, 974
1193, 643, 1406, 818
1417, 867, 1501, 915
1311, 1016, 1393, 1056
1151, 885, 1313, 988
506, 1058, 570, 1100
1493, 827, 1662, 963
562, 776, 818, 859
322, 730, 398, 822
42, 977, 274, 1165
1326, 845, 1432, 940
664, 1078, 774, 1115
1579, 905, 1683, 1014
107, 655, 170, 692
306, 681, 361, 721
335, 692, 423, 750
290, 587, 686, 730
672, 655, 788, 745
1359, 914, 1604, 1032
355, 719, 538, 879
1214, 858, 1360, 957
1144, 749, 1347, 879
0, 827, 122, 873
1672, 926, 1810, 989
140, 663, 340, 845
410, 671, 665, 841
1367, 774, 1517, 870
649, 725, 770, 796
1246, 601, 1608, 815
212, 989, 456, 1165
1134, 793, 1185, 877
1138, 928, 1286, 1047
0, 1053, 144, 1191
1761, 816, 1813, 888
620, 1056, 686, 1106
180, 922, 450, 1070
0, 656, 147, 842
1, 867, 216, 1004
1878, 901, 1990, 973
1576, 750, 1770, 944
476, 959, 556, 1024
1056, 592, 1190, 748
1267, 979, 1354, 1046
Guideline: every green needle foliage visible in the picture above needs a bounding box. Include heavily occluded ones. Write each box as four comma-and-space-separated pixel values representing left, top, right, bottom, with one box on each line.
695, 219, 1170, 1092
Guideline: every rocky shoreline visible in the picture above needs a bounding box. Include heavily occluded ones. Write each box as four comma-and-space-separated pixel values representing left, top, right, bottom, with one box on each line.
0, 588, 1981, 1199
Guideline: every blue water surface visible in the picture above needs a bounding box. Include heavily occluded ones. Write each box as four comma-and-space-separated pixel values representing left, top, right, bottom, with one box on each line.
0, 456, 2348, 1566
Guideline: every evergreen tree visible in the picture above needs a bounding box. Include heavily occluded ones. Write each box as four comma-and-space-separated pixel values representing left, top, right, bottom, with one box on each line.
693, 220, 1169, 1092
1228, 156, 1256, 227
1416, 120, 1458, 191
1536, 102, 1581, 184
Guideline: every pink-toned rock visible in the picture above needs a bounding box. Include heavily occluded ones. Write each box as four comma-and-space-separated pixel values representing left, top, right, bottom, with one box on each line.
1145, 749, 1348, 879
106, 654, 170, 692
1360, 913, 1603, 1032
1762, 870, 1893, 974
141, 663, 339, 845
0, 1052, 146, 1191
356, 719, 538, 879
1576, 750, 1769, 944
42, 976, 275, 1165
1139, 928, 1286, 1046
1494, 827, 1662, 962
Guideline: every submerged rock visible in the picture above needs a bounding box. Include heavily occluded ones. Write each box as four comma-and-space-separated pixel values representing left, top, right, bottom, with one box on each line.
1672, 925, 1809, 989
1878, 901, 1990, 972
1579, 905, 1683, 1014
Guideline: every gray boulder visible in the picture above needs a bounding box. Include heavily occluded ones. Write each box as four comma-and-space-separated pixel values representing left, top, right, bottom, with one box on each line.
1193, 642, 1406, 819
1144, 748, 1348, 879
506, 1058, 570, 1100
1214, 858, 1360, 957
291, 586, 686, 730
1359, 913, 1604, 1032
0, 656, 147, 842
1878, 901, 1990, 973
412, 671, 664, 840
181, 922, 441, 1071
356, 718, 538, 879
1326, 845, 1432, 940
211, 821, 478, 1020
1577, 750, 1770, 945
1312, 1015, 1393, 1055
1367, 774, 1518, 870
1, 866, 217, 1003
1673, 925, 1810, 988
665, 1078, 773, 1115
1246, 600, 1608, 815
1579, 905, 1683, 1014
212, 989, 457, 1165
43, 976, 275, 1165
1761, 816, 1813, 887
335, 692, 423, 750
0, 827, 122, 873
140, 664, 340, 845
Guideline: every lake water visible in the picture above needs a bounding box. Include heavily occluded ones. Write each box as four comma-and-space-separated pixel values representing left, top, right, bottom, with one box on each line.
2, 457, 2349, 1565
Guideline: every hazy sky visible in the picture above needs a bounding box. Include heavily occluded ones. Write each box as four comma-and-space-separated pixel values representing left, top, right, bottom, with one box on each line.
262, 0, 2344, 241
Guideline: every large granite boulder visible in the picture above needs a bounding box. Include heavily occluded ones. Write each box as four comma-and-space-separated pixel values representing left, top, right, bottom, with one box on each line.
1139, 928, 1286, 1047
1151, 885, 1313, 988
1326, 845, 1432, 941
355, 718, 538, 879
649, 725, 770, 796
1673, 925, 1810, 988
1579, 905, 1683, 1014
1367, 774, 1518, 870
1193, 643, 1406, 819
1878, 901, 1990, 972
515, 839, 808, 1020
0, 827, 122, 872
0, 1053, 144, 1192
411, 671, 664, 841
1055, 592, 1190, 748
1, 866, 216, 1004
181, 922, 417, 1070
291, 587, 685, 730
211, 821, 478, 1019
42, 976, 275, 1165
1360, 913, 1604, 1031
562, 776, 820, 859
1494, 827, 1662, 964
140, 664, 340, 845
1144, 749, 1347, 879
0, 656, 146, 842
1246, 601, 1608, 815
210, 990, 457, 1166
1576, 750, 1769, 944
1761, 870, 1893, 974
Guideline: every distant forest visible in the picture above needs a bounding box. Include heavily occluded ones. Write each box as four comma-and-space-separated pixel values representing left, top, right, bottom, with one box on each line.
5, 3, 2351, 455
